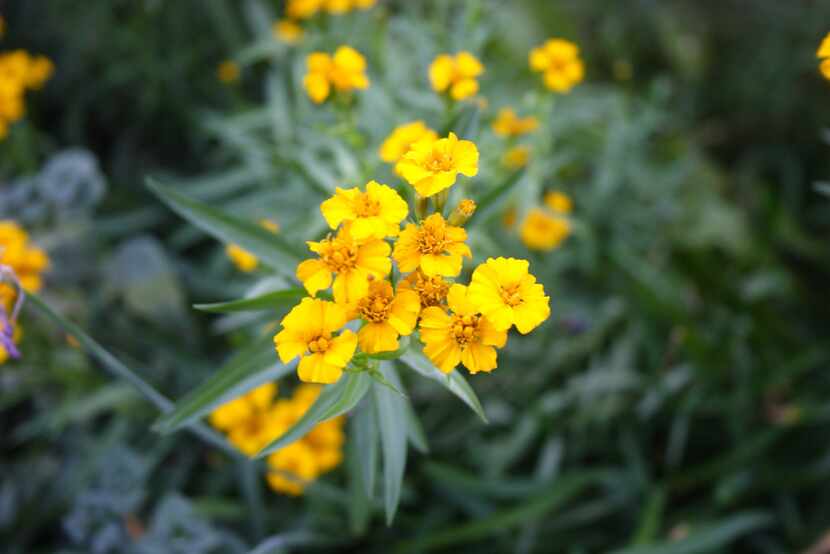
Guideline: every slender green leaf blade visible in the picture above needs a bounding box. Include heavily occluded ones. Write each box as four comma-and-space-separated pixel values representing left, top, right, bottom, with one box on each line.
400, 351, 487, 423
374, 363, 408, 525
317, 371, 372, 421
194, 288, 306, 313
354, 396, 378, 498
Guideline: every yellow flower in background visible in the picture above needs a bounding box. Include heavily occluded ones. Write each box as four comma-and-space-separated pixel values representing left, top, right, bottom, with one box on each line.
286, 0, 375, 18
399, 269, 450, 309
25, 56, 53, 89
821, 59, 830, 81
395, 132, 479, 197
320, 180, 408, 240
267, 441, 318, 495
393, 213, 471, 277
529, 38, 584, 93
209, 382, 278, 455
468, 257, 550, 334
296, 225, 391, 304
273, 19, 304, 44
379, 121, 438, 164
303, 46, 369, 103
0, 50, 53, 138
492, 108, 539, 137
286, 0, 323, 19
226, 219, 280, 273
217, 60, 240, 83
419, 284, 507, 374
818, 33, 830, 80
519, 208, 571, 251
355, 279, 420, 353
502, 145, 530, 169
502, 206, 517, 229
544, 191, 572, 214
274, 298, 358, 383
429, 51, 484, 100
0, 221, 49, 310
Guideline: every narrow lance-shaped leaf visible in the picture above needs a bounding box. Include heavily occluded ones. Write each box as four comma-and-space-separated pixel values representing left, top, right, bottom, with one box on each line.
194, 288, 306, 313
374, 362, 408, 525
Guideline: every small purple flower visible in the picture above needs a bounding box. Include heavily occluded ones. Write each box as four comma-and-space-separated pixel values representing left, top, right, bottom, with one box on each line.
0, 311, 19, 359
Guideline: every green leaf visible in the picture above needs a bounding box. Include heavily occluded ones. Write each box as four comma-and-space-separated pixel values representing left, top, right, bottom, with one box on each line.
404, 403, 429, 454
153, 336, 292, 434
347, 408, 373, 536
194, 288, 306, 313
353, 397, 379, 498
364, 336, 411, 360
399, 351, 487, 423
373, 363, 408, 525
255, 372, 370, 458
146, 178, 304, 272
469, 169, 525, 224
25, 293, 240, 458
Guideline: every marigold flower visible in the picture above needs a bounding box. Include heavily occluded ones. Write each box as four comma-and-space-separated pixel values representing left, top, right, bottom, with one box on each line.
274, 298, 358, 383
226, 219, 279, 272
393, 213, 471, 277
303, 46, 369, 103
429, 52, 484, 101
544, 191, 572, 214
0, 221, 49, 309
320, 180, 408, 240
492, 108, 539, 137
529, 38, 584, 93
419, 284, 507, 374
395, 132, 478, 197
468, 257, 550, 334
286, 0, 323, 19
209, 382, 278, 455
379, 121, 438, 164
818, 33, 830, 59
448, 198, 476, 226
398, 269, 450, 309
502, 145, 530, 169
519, 208, 571, 251
267, 441, 319, 495
0, 51, 53, 138
355, 279, 420, 353
273, 19, 304, 44
217, 60, 240, 83
296, 225, 391, 304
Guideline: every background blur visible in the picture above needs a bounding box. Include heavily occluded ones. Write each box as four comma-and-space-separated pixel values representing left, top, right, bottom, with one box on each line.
3, 1, 830, 552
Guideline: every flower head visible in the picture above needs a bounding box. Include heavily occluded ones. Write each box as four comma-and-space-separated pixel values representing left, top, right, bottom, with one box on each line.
393, 213, 470, 277
379, 121, 438, 164
529, 38, 584, 93
818, 33, 830, 59
468, 257, 550, 334
429, 52, 484, 101
274, 298, 358, 383
209, 382, 278, 455
304, 46, 369, 103
217, 60, 240, 83
520, 208, 570, 251
296, 225, 391, 304
399, 269, 450, 309
0, 221, 49, 309
395, 132, 478, 197
286, 0, 323, 19
320, 180, 408, 240
273, 19, 304, 44
355, 279, 420, 353
419, 284, 507, 374
502, 145, 530, 169
492, 108, 539, 137
544, 191, 572, 214
226, 220, 279, 272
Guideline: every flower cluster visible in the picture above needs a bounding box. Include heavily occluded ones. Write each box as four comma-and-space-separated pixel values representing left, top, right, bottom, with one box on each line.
277, 0, 376, 46
0, 49, 53, 139
210, 382, 345, 495
818, 32, 830, 80
529, 38, 584, 93
429, 51, 485, 101
520, 191, 573, 252
303, 46, 369, 104
0, 221, 49, 363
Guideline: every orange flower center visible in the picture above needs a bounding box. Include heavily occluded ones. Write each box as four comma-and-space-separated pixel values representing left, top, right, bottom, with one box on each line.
452, 314, 480, 346
500, 283, 524, 307
319, 238, 358, 273
308, 335, 332, 353
358, 291, 392, 323
409, 272, 449, 307
416, 221, 448, 255
426, 149, 454, 172
353, 192, 381, 217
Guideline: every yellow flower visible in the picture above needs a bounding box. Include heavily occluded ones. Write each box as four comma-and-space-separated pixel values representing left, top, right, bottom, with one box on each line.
0, 221, 49, 310
274, 298, 358, 383
286, 0, 323, 19
25, 56, 53, 90
529, 38, 584, 93
303, 46, 369, 103
468, 257, 550, 334
398, 269, 450, 309
429, 52, 484, 101
818, 32, 830, 59
296, 225, 391, 304
355, 279, 420, 353
379, 121, 438, 164
544, 191, 572, 214
419, 284, 507, 374
447, 198, 477, 226
393, 213, 471, 277
209, 382, 278, 455
217, 60, 240, 83
320, 180, 408, 240
395, 132, 479, 197
273, 19, 304, 44
502, 145, 530, 169
519, 208, 571, 251
267, 441, 319, 495
492, 108, 539, 137
226, 219, 280, 272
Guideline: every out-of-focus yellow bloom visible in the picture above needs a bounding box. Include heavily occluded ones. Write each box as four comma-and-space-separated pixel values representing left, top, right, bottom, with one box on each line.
0, 221, 49, 311
393, 213, 470, 277
395, 132, 479, 197
226, 219, 280, 272
25, 56, 53, 90
419, 284, 507, 374
818, 33, 830, 80
502, 206, 517, 229
468, 257, 550, 334
502, 145, 530, 169
492, 108, 539, 137
429, 51, 484, 100
287, 0, 323, 19
0, 50, 53, 139
303, 46, 369, 103
529, 38, 584, 93
267, 441, 318, 495
519, 208, 571, 251
296, 225, 391, 304
320, 181, 408, 240
544, 191, 572, 214
287, 0, 375, 18
399, 269, 450, 309
210, 382, 278, 455
217, 60, 240, 83
274, 298, 358, 383
273, 19, 304, 44
355, 279, 420, 353
379, 121, 438, 164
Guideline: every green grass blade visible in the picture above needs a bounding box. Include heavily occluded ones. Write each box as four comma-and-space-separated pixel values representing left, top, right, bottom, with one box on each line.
194, 288, 306, 313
